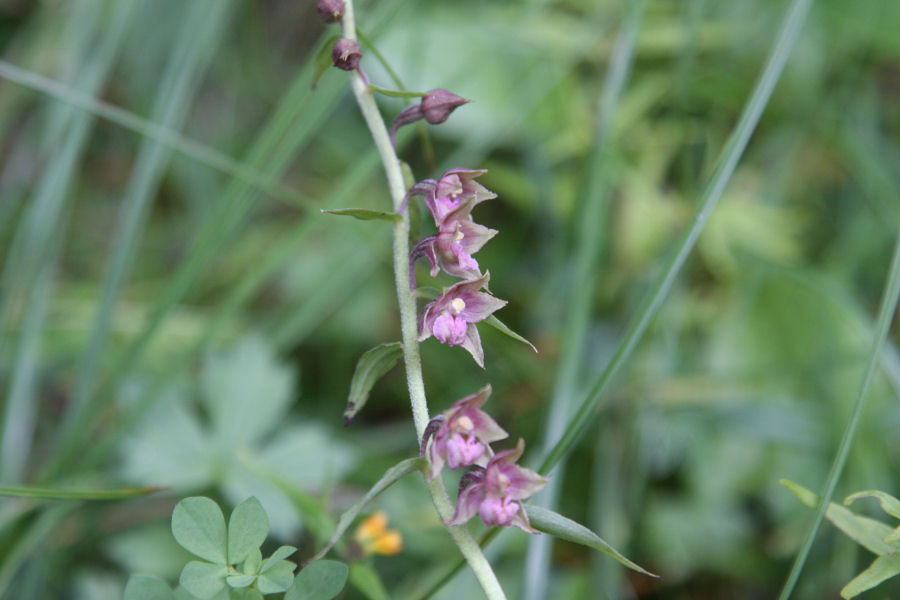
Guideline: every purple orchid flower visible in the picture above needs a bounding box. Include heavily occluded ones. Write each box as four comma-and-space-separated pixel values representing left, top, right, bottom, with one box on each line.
418, 273, 506, 367
425, 168, 496, 226
447, 438, 549, 533
420, 384, 508, 480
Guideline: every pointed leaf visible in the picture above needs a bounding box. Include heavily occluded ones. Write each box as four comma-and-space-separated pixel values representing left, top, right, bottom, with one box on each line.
286, 560, 350, 600
256, 559, 296, 594
346, 563, 389, 600
840, 554, 900, 599
524, 504, 657, 577
344, 342, 403, 424
179, 561, 227, 599
260, 545, 297, 572
172, 497, 228, 563
886, 525, 900, 544
124, 575, 174, 600
781, 479, 897, 556
228, 497, 269, 564
483, 315, 538, 353
311, 458, 426, 561
845, 490, 900, 520
321, 208, 402, 222
312, 34, 340, 88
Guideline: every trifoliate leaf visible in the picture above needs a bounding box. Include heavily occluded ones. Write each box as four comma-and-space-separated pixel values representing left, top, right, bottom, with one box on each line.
172, 497, 227, 564
286, 560, 349, 600
179, 561, 227, 599
259, 545, 297, 572
228, 497, 269, 564
343, 342, 403, 424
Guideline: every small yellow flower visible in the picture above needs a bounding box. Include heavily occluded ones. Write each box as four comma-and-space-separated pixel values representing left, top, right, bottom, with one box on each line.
354, 511, 403, 555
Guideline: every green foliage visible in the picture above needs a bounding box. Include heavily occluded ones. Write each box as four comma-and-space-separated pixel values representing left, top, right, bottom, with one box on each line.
285, 561, 349, 600
321, 208, 402, 222
344, 342, 403, 424
124, 576, 174, 600
121, 337, 356, 538
524, 505, 655, 577
782, 480, 900, 598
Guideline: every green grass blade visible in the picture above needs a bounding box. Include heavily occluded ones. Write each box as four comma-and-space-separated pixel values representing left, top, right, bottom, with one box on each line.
0, 60, 302, 204
0, 0, 139, 483
0, 485, 160, 500
58, 0, 237, 472
538, 0, 814, 475
524, 3, 646, 598
776, 234, 900, 599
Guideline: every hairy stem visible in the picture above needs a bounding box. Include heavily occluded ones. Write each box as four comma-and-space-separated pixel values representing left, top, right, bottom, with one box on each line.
338, 5, 507, 599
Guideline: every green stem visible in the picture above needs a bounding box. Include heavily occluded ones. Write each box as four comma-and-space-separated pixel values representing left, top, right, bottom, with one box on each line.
338, 5, 507, 599
777, 233, 900, 599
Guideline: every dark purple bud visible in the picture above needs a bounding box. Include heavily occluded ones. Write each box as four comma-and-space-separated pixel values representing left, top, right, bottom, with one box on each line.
316, 0, 344, 23
332, 38, 362, 71
420, 89, 469, 125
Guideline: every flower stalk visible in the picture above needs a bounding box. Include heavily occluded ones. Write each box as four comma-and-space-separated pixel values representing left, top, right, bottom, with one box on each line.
337, 4, 507, 598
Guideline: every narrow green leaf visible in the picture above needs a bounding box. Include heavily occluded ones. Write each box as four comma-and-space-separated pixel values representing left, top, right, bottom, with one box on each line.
124, 575, 174, 600
840, 554, 900, 599
260, 545, 297, 572
885, 526, 900, 544
312, 34, 340, 88
321, 208, 402, 222
483, 315, 537, 353
286, 560, 349, 600
344, 342, 403, 424
781, 480, 897, 556
845, 491, 900, 520
311, 458, 426, 561
0, 484, 160, 499
524, 505, 657, 577
226, 574, 256, 589
347, 563, 389, 600
256, 560, 296, 594
228, 497, 269, 564
179, 561, 228, 599
172, 497, 228, 564
368, 84, 427, 99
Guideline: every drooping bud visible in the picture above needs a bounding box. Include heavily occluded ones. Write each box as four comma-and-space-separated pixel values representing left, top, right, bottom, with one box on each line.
316, 0, 344, 23
332, 38, 362, 71
420, 88, 469, 124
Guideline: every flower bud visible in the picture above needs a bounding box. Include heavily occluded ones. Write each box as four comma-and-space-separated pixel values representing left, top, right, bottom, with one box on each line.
316, 0, 344, 23
332, 38, 362, 71
420, 88, 468, 124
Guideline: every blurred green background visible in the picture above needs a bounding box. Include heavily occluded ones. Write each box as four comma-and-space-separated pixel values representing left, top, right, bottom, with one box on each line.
0, 0, 899, 598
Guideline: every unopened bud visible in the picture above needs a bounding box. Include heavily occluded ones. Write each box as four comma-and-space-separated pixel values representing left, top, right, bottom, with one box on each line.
332, 38, 362, 71
421, 88, 469, 125
316, 0, 344, 23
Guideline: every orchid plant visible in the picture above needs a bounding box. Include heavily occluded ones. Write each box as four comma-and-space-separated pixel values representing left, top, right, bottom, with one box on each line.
308, 1, 654, 598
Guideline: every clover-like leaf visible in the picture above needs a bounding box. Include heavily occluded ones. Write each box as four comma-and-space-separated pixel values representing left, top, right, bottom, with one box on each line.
124, 575, 174, 600
228, 497, 269, 564
257, 559, 296, 594
179, 560, 228, 599
226, 574, 256, 588
285, 560, 349, 600
242, 547, 263, 575
259, 545, 297, 572
172, 497, 228, 564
